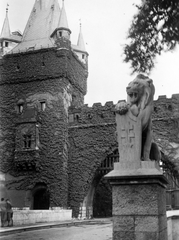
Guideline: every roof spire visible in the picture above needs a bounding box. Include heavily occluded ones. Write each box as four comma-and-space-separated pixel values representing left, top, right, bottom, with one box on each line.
12, 0, 61, 52
6, 3, 9, 13
77, 21, 86, 52
0, 4, 11, 39
58, 0, 70, 32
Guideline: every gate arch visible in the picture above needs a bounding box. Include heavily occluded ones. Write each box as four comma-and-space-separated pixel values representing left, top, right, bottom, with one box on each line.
79, 149, 119, 219
31, 183, 50, 210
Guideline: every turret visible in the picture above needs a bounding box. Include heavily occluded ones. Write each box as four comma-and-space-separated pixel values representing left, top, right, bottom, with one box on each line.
0, 6, 22, 56
51, 0, 71, 44
72, 23, 88, 65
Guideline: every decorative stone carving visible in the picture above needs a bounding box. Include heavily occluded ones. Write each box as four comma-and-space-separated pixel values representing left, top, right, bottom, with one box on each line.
115, 74, 160, 164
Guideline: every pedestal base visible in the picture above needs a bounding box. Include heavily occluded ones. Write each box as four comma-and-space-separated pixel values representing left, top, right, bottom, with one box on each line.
105, 165, 168, 240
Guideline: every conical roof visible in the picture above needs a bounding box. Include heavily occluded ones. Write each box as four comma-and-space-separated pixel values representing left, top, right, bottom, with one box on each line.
11, 0, 61, 53
77, 24, 86, 52
58, 0, 70, 31
0, 8, 11, 39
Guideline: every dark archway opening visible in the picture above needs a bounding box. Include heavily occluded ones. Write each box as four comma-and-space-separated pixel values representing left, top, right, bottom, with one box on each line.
33, 189, 50, 210
32, 183, 50, 210
93, 177, 112, 217
93, 148, 119, 218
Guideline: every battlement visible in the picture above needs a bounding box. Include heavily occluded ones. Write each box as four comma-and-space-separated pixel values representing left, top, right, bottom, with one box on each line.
68, 101, 116, 126
68, 94, 179, 126
156, 94, 179, 101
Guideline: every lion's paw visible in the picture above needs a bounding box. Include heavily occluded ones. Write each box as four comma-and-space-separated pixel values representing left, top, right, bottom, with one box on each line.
115, 101, 129, 115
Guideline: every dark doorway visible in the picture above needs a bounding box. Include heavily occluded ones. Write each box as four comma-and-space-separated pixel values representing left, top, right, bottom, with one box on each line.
93, 177, 112, 217
93, 149, 119, 218
33, 187, 50, 210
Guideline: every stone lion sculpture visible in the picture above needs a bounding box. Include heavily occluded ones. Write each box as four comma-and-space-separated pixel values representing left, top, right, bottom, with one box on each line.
115, 74, 160, 162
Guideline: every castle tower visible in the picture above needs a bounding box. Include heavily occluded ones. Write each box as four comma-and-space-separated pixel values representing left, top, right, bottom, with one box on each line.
0, 0, 88, 210
0, 6, 22, 56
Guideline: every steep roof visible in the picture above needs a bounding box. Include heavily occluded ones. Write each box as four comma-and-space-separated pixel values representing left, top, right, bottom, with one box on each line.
11, 0, 60, 53
77, 24, 86, 52
72, 24, 88, 55
0, 8, 11, 39
0, 8, 22, 44
58, 0, 70, 30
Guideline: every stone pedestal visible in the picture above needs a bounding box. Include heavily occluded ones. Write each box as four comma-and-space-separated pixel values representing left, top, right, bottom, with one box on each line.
107, 173, 168, 240
105, 160, 168, 240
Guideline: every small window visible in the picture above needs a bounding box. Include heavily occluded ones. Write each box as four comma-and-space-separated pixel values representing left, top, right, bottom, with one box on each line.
23, 135, 32, 149
82, 54, 85, 59
5, 42, 9, 47
75, 114, 80, 122
40, 101, 46, 111
16, 64, 20, 71
0, 42, 3, 47
59, 31, 62, 37
18, 104, 23, 113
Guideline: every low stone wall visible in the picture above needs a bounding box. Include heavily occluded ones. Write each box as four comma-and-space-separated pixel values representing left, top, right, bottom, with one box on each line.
167, 210, 179, 240
12, 208, 72, 226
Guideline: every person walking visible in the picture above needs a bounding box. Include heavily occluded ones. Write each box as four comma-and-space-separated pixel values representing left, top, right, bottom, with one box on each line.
6, 199, 13, 227
0, 198, 7, 227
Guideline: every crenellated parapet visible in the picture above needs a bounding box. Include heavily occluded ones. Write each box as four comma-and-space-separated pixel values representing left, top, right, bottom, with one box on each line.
153, 94, 179, 120
68, 101, 116, 126
69, 95, 179, 127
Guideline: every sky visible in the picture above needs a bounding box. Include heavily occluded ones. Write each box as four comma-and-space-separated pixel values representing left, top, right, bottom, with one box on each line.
0, 0, 179, 106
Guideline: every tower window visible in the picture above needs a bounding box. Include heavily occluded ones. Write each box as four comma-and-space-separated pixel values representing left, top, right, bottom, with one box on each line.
16, 64, 20, 71
82, 54, 85, 59
58, 31, 62, 37
23, 135, 32, 149
0, 42, 3, 47
40, 101, 46, 111
18, 104, 23, 113
5, 42, 9, 47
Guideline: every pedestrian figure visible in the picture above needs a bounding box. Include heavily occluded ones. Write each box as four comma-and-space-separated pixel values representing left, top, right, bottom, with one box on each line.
6, 199, 13, 227
0, 198, 7, 227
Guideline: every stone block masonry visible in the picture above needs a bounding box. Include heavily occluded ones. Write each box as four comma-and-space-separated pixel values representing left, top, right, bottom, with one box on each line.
12, 208, 72, 226
111, 177, 168, 240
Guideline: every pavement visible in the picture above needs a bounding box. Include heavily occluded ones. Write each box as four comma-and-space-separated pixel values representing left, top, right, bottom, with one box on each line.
0, 218, 112, 237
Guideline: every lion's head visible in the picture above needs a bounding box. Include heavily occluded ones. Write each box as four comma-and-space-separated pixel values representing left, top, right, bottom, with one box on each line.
126, 74, 155, 110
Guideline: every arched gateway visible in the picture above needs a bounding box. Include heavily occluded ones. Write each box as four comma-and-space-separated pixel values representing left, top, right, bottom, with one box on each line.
79, 149, 119, 219
32, 183, 50, 210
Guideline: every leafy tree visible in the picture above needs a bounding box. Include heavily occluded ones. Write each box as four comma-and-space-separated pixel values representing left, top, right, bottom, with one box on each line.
124, 0, 179, 74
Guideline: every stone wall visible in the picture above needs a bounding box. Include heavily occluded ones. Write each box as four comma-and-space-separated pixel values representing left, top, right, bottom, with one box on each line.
68, 95, 179, 217
12, 208, 72, 226
0, 46, 88, 208
167, 210, 179, 240
68, 102, 118, 217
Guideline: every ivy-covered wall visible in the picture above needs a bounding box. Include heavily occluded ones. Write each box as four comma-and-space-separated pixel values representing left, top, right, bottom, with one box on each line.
68, 95, 179, 217
0, 46, 88, 208
0, 44, 179, 217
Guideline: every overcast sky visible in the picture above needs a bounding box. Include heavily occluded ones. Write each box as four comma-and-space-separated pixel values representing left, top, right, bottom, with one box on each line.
0, 0, 179, 106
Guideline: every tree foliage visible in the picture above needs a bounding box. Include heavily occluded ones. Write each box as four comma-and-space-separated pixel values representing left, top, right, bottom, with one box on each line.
124, 0, 179, 74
